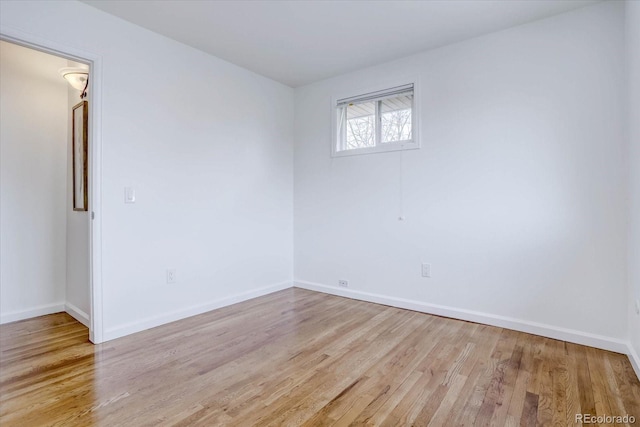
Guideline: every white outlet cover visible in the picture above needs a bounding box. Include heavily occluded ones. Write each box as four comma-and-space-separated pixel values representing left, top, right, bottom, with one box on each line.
421, 263, 431, 278
338, 280, 348, 287
167, 269, 177, 284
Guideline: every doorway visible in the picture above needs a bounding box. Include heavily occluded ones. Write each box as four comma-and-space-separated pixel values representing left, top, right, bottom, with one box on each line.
0, 33, 103, 343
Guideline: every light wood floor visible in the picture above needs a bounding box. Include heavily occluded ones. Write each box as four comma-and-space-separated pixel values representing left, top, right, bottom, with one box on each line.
1, 288, 638, 426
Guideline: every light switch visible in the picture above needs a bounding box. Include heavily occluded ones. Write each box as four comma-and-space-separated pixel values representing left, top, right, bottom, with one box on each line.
124, 187, 136, 203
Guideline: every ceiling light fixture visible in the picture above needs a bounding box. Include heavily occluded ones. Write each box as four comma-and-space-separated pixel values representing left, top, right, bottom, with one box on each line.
59, 67, 89, 99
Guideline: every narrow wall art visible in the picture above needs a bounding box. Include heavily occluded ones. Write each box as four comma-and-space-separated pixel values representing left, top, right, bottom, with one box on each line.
72, 100, 88, 211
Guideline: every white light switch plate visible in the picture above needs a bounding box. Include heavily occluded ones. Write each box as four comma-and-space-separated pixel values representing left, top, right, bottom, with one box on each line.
124, 187, 136, 203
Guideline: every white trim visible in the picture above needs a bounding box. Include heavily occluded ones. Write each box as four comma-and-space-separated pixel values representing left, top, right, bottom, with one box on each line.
0, 303, 65, 325
331, 76, 420, 158
0, 25, 105, 344
332, 141, 420, 158
294, 280, 629, 354
628, 343, 640, 381
87, 51, 104, 344
103, 281, 293, 342
65, 302, 90, 327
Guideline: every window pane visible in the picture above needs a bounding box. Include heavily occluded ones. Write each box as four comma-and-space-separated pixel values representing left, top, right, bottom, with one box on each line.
345, 101, 375, 149
381, 94, 412, 143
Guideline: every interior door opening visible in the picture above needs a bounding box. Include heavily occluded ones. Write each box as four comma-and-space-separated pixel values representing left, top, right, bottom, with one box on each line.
0, 35, 102, 343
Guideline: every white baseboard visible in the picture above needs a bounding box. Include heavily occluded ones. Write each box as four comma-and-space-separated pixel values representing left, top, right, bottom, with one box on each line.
65, 302, 90, 327
294, 280, 629, 355
0, 302, 65, 325
628, 343, 640, 381
103, 281, 293, 342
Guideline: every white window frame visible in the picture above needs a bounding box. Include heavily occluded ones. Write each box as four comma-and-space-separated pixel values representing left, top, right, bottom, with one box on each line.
331, 78, 420, 157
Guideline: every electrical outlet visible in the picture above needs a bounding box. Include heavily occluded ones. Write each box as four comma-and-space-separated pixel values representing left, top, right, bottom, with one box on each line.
421, 263, 431, 278
167, 269, 177, 284
338, 279, 349, 288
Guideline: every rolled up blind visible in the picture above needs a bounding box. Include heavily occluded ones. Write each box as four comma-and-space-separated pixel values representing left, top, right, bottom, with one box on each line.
336, 84, 414, 107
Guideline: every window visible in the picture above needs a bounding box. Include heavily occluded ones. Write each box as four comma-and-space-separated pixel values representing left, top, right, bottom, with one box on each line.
333, 82, 418, 156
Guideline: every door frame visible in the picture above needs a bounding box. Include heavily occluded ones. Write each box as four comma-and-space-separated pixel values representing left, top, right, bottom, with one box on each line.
1, 26, 104, 343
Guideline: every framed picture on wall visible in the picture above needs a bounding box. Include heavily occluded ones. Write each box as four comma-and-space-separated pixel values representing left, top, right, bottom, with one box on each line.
72, 100, 88, 212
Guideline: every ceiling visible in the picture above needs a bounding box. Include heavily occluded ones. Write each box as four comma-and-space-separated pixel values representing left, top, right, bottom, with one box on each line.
82, 0, 601, 87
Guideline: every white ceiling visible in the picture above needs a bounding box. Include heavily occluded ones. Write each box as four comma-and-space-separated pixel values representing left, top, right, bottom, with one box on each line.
82, 0, 601, 87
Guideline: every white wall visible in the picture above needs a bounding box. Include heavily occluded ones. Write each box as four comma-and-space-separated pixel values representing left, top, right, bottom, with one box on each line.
66, 63, 90, 324
294, 1, 628, 347
0, 41, 69, 322
627, 0, 640, 371
1, 1, 294, 340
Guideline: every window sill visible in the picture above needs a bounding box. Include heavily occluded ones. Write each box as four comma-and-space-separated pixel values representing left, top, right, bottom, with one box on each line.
332, 141, 420, 158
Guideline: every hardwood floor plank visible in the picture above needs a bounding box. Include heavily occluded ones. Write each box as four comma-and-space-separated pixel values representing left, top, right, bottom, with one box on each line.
521, 391, 539, 427
505, 336, 535, 427
610, 353, 640, 419
377, 335, 462, 425
443, 338, 501, 425
549, 340, 568, 427
474, 329, 519, 426
536, 338, 556, 426
565, 343, 583, 426
1, 288, 638, 427
587, 346, 614, 420
574, 343, 598, 423
441, 358, 489, 426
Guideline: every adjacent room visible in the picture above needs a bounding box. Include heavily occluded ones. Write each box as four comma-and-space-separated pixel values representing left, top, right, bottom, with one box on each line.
0, 40, 91, 329
1, 0, 639, 425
